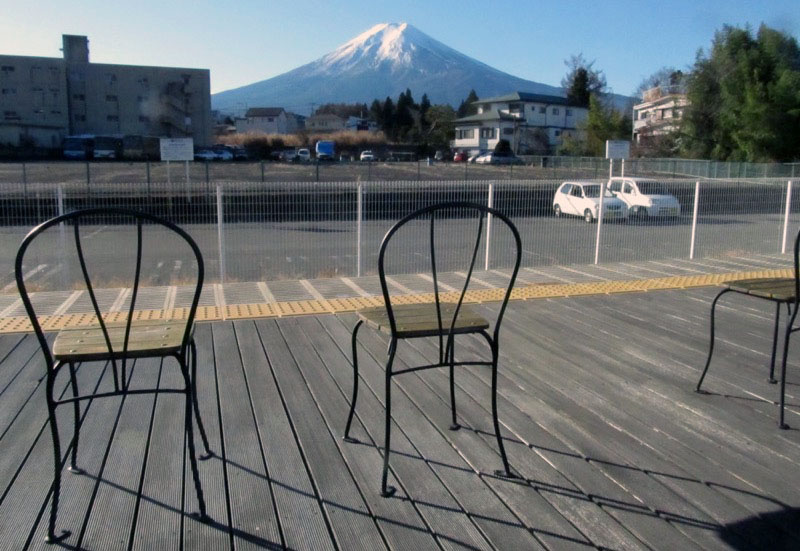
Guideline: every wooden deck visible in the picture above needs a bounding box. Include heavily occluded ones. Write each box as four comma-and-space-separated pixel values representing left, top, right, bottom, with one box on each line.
1, 287, 800, 550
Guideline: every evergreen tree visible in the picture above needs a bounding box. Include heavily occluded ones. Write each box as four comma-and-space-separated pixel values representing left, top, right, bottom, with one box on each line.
457, 90, 479, 117
562, 54, 607, 108
681, 24, 800, 161
382, 97, 396, 139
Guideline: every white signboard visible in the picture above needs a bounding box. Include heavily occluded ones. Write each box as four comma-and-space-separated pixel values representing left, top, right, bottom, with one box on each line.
159, 138, 194, 161
605, 140, 630, 160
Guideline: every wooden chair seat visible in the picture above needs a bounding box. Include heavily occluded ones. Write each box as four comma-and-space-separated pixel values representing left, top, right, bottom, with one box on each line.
358, 303, 489, 338
724, 278, 795, 301
53, 320, 192, 362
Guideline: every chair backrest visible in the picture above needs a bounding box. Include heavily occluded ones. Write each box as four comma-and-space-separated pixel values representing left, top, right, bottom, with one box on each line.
377, 201, 521, 341
15, 208, 204, 370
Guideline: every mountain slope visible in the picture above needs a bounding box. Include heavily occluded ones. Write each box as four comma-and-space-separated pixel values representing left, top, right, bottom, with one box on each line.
212, 23, 630, 114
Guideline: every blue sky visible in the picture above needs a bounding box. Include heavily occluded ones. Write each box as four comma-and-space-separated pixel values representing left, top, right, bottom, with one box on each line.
2, 0, 798, 98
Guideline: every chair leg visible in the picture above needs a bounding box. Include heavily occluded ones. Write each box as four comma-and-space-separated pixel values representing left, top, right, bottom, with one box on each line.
768, 302, 781, 384
778, 309, 798, 429
344, 320, 363, 443
45, 373, 70, 544
67, 362, 82, 473
696, 288, 730, 393
448, 339, 459, 431
381, 338, 397, 498
182, 362, 209, 521
189, 341, 212, 459
490, 342, 513, 479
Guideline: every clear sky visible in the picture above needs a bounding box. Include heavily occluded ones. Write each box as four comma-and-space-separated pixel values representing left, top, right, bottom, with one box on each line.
2, 0, 798, 98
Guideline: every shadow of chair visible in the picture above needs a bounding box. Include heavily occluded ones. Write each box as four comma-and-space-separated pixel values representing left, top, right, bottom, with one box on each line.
343, 201, 522, 497
15, 208, 212, 543
696, 230, 800, 429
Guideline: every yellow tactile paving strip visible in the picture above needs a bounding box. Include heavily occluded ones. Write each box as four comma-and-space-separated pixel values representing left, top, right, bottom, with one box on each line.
0, 268, 792, 335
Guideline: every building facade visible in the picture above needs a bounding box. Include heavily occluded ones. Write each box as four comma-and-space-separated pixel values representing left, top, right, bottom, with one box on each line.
235, 107, 301, 134
305, 113, 345, 132
452, 92, 588, 154
632, 86, 687, 145
0, 35, 212, 149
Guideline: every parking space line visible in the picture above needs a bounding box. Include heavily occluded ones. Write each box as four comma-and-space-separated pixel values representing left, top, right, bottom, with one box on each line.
299, 279, 327, 301
257, 282, 276, 303
340, 277, 371, 297
52, 291, 83, 316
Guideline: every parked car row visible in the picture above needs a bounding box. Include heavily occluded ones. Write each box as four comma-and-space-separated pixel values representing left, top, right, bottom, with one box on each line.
194, 145, 248, 161
553, 178, 681, 222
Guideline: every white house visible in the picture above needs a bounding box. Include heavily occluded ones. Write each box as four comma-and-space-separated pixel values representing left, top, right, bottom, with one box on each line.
235, 107, 300, 134
632, 86, 687, 145
452, 92, 588, 154
305, 113, 346, 132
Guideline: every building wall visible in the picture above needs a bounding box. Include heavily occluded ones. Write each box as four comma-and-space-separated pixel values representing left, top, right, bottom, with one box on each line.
235, 112, 289, 134
0, 35, 212, 149
0, 55, 69, 148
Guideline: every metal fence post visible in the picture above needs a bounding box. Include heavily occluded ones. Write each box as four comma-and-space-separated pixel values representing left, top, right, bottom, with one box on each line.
260, 161, 265, 183
357, 182, 363, 277
315, 161, 320, 182
690, 181, 700, 259
485, 182, 494, 270
594, 179, 608, 264
216, 184, 226, 286
782, 180, 793, 254
21, 162, 27, 186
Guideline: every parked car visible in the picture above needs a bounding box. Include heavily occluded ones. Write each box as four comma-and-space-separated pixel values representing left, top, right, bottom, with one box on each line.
468, 151, 487, 163
360, 150, 375, 162
282, 149, 298, 162
453, 151, 468, 162
608, 177, 681, 218
553, 181, 629, 223
297, 148, 311, 162
475, 152, 523, 165
231, 147, 249, 160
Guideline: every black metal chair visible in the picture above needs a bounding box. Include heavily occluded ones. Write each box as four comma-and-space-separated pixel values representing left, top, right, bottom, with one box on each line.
15, 208, 212, 543
696, 229, 800, 429
343, 202, 522, 497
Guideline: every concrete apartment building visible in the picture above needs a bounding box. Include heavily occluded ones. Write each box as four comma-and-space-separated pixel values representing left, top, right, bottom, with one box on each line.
452, 92, 588, 154
632, 85, 687, 145
0, 35, 212, 149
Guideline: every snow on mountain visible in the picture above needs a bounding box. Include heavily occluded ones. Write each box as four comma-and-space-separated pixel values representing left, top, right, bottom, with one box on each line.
212, 23, 628, 114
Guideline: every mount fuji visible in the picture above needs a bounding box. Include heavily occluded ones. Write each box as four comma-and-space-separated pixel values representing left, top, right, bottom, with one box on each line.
212, 23, 579, 114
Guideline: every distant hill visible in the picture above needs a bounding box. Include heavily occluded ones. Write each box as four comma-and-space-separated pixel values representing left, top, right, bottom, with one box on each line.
212, 23, 632, 115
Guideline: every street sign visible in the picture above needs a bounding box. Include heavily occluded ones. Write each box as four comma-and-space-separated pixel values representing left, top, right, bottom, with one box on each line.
605, 140, 630, 160
159, 138, 194, 161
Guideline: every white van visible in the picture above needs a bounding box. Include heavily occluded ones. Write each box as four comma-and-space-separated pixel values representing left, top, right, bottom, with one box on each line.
608, 178, 681, 218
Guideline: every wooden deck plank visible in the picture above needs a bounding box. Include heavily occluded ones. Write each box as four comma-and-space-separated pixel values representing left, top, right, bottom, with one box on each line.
310, 315, 497, 551
495, 297, 800, 547
74, 357, 161, 550
183, 322, 230, 550
131, 356, 188, 550
0, 334, 36, 400
256, 318, 387, 551
0, 336, 44, 440
23, 361, 119, 549
0, 333, 25, 368
281, 317, 446, 551
233, 320, 335, 551
212, 322, 283, 549
0, 362, 102, 549
324, 314, 547, 551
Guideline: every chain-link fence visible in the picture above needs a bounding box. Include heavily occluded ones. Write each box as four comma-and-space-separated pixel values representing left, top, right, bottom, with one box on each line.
1, 177, 796, 291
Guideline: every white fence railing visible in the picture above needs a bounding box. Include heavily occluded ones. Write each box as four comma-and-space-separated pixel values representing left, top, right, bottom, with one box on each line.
0, 177, 796, 291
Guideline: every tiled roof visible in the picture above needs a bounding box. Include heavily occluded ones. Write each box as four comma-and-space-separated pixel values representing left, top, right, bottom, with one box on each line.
245, 107, 285, 117
474, 92, 570, 106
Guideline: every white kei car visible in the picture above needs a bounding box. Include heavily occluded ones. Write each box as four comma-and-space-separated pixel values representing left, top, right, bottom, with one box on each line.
553, 181, 628, 223
608, 178, 681, 218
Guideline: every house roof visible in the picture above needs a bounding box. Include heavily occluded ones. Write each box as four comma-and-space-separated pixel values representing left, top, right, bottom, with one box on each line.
307, 113, 345, 122
245, 107, 285, 118
474, 92, 570, 106
454, 110, 520, 124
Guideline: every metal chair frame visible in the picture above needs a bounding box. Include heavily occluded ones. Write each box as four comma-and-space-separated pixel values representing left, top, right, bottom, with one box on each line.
343, 202, 522, 497
15, 208, 212, 543
696, 229, 800, 429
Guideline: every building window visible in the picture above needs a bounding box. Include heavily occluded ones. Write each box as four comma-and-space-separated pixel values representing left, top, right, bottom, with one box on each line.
539, 106, 546, 113
51, 109, 61, 115
503, 127, 514, 135
566, 109, 572, 116
49, 67, 60, 81
457, 128, 475, 139
1, 66, 15, 73
74, 114, 86, 122
555, 130, 561, 137
106, 73, 117, 85
139, 115, 150, 123
1, 88, 16, 95
73, 94, 85, 101
552, 108, 559, 115
3, 110, 20, 120
267, 117, 274, 122
480, 127, 496, 139
107, 115, 119, 122
106, 94, 118, 101
508, 103, 522, 114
